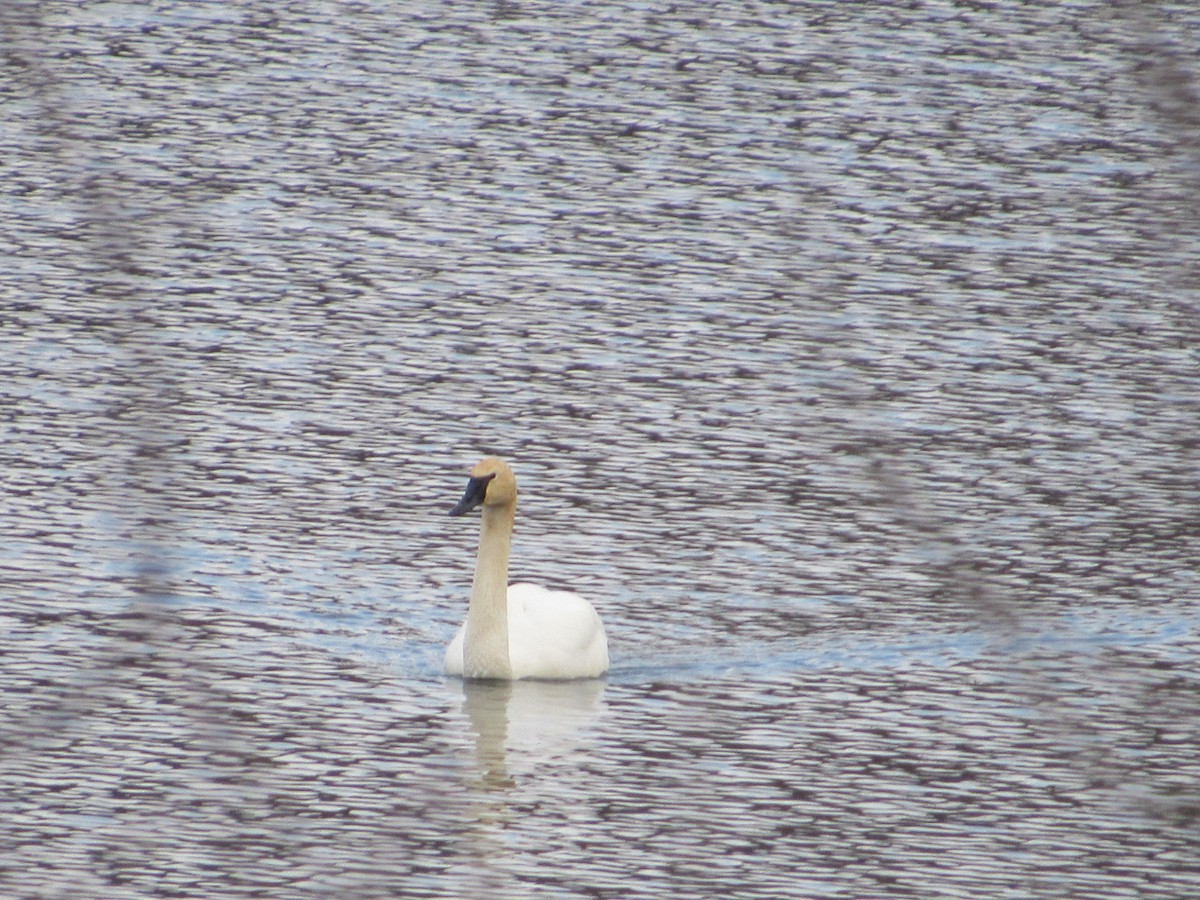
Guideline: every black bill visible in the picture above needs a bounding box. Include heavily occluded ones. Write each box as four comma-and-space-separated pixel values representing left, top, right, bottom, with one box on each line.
449, 473, 495, 517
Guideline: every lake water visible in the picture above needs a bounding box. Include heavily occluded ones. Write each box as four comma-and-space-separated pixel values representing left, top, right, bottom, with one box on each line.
2, 1, 1199, 897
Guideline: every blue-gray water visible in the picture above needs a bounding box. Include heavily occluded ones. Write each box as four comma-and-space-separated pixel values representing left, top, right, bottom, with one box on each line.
3, 1, 1199, 897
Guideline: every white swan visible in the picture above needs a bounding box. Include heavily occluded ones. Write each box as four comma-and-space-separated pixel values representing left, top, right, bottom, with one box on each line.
444, 457, 609, 681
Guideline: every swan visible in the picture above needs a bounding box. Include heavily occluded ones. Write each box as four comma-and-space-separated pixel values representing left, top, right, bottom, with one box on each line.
444, 457, 609, 681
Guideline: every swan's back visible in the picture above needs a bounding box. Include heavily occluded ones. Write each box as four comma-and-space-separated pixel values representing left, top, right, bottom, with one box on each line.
445, 583, 609, 680
507, 583, 609, 680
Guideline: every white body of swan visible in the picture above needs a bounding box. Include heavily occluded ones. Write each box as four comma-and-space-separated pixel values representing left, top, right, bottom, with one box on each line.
444, 583, 608, 680
445, 457, 609, 681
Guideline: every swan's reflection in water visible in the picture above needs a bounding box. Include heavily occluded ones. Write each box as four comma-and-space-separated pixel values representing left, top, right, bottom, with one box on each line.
458, 678, 606, 792
452, 677, 607, 886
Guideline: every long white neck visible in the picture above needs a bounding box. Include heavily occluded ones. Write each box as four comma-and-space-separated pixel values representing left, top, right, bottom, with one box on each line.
463, 502, 515, 679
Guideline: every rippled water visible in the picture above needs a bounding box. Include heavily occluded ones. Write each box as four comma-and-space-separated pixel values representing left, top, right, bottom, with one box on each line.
3, 1, 1199, 897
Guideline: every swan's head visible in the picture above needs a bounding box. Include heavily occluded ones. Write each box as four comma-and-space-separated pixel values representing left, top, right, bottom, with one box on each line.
449, 456, 517, 516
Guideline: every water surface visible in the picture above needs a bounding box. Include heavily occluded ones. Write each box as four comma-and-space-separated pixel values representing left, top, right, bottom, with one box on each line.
2, 1, 1198, 897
